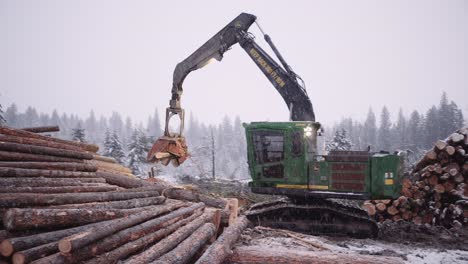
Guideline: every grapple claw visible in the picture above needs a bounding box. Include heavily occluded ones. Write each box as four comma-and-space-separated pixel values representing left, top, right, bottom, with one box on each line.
147, 136, 189, 167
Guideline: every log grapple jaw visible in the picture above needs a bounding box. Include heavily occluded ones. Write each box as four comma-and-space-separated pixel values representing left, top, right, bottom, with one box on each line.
147, 107, 189, 167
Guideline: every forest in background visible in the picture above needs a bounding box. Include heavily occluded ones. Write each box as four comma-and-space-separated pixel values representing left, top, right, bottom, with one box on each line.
0, 92, 464, 180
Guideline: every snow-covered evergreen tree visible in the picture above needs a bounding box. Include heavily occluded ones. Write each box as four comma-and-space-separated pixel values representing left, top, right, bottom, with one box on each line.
326, 129, 353, 151
103, 130, 126, 164
378, 106, 391, 151
363, 108, 377, 150
127, 129, 149, 176
71, 123, 86, 142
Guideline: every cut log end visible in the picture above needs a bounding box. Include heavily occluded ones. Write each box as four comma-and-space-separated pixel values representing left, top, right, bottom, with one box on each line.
58, 240, 72, 254
12, 253, 25, 264
0, 240, 13, 257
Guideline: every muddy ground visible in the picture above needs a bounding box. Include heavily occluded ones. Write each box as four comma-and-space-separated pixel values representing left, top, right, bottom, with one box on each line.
172, 177, 468, 263
236, 224, 468, 264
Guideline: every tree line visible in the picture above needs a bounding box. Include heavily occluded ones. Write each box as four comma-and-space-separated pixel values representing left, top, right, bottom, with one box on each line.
0, 92, 464, 179
327, 92, 464, 155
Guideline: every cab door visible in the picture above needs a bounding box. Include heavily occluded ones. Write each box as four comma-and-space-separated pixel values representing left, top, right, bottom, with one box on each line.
251, 130, 286, 182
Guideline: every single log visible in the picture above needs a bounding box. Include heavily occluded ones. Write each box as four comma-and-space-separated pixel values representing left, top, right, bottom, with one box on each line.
428, 174, 439, 186
13, 241, 57, 264
124, 209, 215, 264
20, 126, 60, 133
435, 140, 447, 150
445, 146, 456, 156
86, 160, 132, 174
375, 203, 386, 212
0, 177, 106, 187
57, 201, 187, 254
96, 167, 135, 177
48, 196, 166, 210
0, 167, 97, 178
0, 135, 82, 152
387, 206, 399, 216
0, 142, 93, 160
0, 150, 84, 163
0, 162, 97, 172
454, 173, 465, 184
0, 190, 159, 207
361, 203, 376, 216
3, 205, 163, 231
0, 221, 106, 257
96, 172, 157, 189
0, 185, 119, 194
163, 188, 227, 209
196, 216, 250, 264
226, 246, 403, 264
0, 126, 98, 152
415, 150, 438, 170
434, 184, 445, 194
450, 133, 465, 143
154, 223, 216, 264
85, 209, 204, 264
92, 155, 117, 164
53, 203, 204, 263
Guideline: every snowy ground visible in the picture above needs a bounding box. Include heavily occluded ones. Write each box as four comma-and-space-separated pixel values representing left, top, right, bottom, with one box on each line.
236, 226, 468, 264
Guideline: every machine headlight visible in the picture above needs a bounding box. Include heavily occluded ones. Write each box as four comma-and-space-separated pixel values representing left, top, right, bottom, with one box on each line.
304, 126, 313, 137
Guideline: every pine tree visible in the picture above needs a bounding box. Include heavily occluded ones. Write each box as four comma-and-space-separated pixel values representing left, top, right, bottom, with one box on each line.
378, 106, 392, 151
424, 106, 439, 147
326, 129, 353, 151
147, 108, 161, 138
407, 110, 422, 150
103, 130, 126, 164
127, 129, 149, 175
363, 108, 377, 150
71, 123, 86, 142
393, 108, 407, 150
5, 104, 18, 127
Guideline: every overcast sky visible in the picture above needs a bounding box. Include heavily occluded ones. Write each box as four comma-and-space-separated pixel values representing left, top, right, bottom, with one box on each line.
1, 0, 467, 126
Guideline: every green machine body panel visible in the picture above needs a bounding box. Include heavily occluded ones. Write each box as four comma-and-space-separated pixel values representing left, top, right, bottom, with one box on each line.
244, 121, 402, 200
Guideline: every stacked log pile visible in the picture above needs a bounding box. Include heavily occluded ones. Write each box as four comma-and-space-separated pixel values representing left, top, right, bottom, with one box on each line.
363, 127, 468, 228
0, 126, 246, 263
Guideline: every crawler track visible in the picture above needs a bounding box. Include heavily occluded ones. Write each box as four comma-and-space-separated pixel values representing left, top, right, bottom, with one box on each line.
246, 198, 378, 238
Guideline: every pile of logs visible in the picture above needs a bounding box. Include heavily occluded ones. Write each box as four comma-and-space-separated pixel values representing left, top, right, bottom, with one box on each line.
363, 127, 468, 228
0, 126, 248, 264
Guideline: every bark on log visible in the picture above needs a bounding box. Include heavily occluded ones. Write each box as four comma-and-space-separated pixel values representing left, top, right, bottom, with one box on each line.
0, 162, 97, 172
0, 151, 84, 163
435, 140, 447, 150
415, 150, 438, 170
124, 210, 215, 264
0, 177, 106, 187
96, 172, 157, 189
163, 188, 227, 209
0, 126, 98, 152
153, 223, 216, 264
0, 135, 82, 152
0, 167, 97, 178
3, 205, 162, 231
48, 196, 166, 210
0, 190, 159, 208
226, 246, 404, 264
85, 210, 204, 264
86, 160, 132, 174
0, 142, 93, 160
20, 126, 60, 133
0, 221, 106, 257
0, 185, 119, 194
57, 201, 187, 254
361, 203, 376, 216
92, 155, 117, 164
196, 216, 250, 264
13, 241, 58, 264
52, 203, 205, 263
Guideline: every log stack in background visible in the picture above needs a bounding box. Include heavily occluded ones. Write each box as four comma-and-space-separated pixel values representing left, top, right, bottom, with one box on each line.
0, 126, 245, 264
363, 127, 468, 228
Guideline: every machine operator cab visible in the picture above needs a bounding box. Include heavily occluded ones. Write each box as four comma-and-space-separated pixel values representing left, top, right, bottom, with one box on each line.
244, 121, 402, 200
